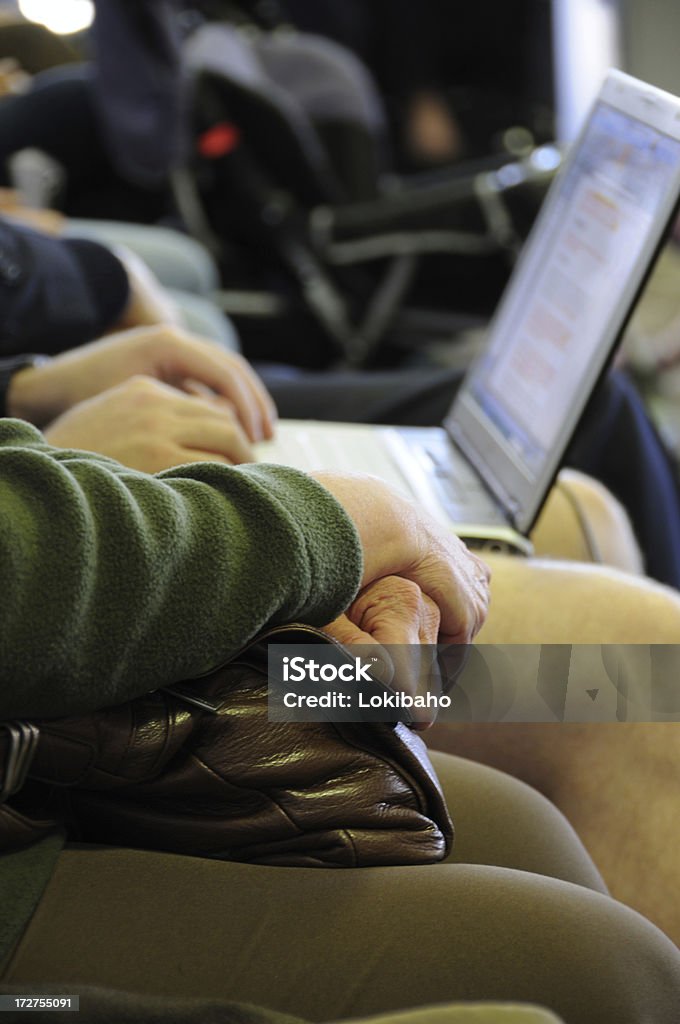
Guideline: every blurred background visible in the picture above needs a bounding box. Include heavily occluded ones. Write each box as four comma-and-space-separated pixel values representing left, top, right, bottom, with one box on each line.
3, 0, 680, 445
1, 0, 679, 151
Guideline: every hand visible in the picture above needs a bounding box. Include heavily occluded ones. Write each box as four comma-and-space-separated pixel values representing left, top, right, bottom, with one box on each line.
44, 375, 255, 472
326, 577, 441, 647
311, 472, 491, 645
7, 324, 277, 442
324, 576, 442, 728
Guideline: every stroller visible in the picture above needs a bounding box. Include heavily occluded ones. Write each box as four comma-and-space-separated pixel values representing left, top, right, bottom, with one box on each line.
176, 9, 561, 368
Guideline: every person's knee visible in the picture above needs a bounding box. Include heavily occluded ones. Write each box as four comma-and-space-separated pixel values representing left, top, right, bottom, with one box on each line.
531, 470, 643, 573
337, 1005, 566, 1024
479, 555, 680, 643
429, 748, 607, 892
400, 866, 680, 1024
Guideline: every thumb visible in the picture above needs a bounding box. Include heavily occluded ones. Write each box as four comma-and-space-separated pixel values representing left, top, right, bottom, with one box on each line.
323, 615, 395, 686
323, 613, 377, 647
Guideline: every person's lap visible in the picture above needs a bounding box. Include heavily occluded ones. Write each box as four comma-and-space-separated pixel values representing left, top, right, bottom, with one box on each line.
4, 752, 680, 1024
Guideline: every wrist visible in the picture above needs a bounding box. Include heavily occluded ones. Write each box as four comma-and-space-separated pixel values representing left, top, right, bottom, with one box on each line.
310, 472, 415, 586
2, 355, 52, 423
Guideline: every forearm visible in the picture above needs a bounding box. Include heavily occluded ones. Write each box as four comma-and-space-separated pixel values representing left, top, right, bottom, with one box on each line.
0, 420, 362, 718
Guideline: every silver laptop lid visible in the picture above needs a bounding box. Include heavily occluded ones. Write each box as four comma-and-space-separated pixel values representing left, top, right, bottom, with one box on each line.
446, 70, 680, 535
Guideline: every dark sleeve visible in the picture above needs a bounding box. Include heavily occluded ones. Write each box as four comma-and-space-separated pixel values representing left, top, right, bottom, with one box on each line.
0, 219, 130, 357
0, 419, 362, 718
566, 369, 680, 590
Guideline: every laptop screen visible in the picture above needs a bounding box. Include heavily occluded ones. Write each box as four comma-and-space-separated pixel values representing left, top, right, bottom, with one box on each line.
552, 0, 622, 143
448, 71, 680, 533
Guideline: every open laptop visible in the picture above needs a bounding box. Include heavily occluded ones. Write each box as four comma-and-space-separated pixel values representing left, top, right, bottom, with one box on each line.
255, 70, 680, 554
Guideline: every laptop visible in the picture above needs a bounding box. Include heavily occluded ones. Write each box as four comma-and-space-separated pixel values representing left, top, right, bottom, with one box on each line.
255, 70, 680, 554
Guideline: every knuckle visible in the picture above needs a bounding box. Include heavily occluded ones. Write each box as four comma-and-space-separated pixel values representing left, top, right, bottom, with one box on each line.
143, 323, 185, 353
121, 374, 162, 398
472, 552, 492, 580
162, 323, 187, 343
136, 324, 165, 350
422, 596, 441, 631
133, 437, 178, 471
220, 402, 238, 421
146, 438, 175, 462
227, 351, 248, 370
389, 577, 422, 608
456, 601, 481, 642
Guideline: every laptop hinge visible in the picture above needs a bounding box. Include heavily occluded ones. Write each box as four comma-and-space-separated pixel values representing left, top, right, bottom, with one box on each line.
446, 419, 524, 531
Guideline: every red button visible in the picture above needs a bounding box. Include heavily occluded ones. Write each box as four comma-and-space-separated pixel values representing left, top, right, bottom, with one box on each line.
198, 123, 241, 159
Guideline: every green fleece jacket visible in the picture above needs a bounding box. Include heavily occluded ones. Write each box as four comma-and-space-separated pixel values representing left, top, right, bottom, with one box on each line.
0, 419, 363, 968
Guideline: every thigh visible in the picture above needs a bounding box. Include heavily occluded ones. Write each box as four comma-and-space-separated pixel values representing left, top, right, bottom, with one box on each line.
4, 847, 679, 1024
428, 751, 606, 892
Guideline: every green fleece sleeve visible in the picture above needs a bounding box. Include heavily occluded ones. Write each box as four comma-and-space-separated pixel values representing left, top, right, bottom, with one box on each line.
0, 420, 363, 719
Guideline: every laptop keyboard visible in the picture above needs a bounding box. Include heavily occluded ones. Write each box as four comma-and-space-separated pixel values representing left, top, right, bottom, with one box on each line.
255, 423, 411, 492
403, 434, 506, 525
257, 422, 507, 527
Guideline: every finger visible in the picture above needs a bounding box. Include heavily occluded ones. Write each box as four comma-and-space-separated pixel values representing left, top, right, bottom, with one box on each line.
174, 416, 255, 465
179, 369, 261, 429
469, 549, 492, 582
326, 602, 439, 729
411, 593, 444, 730
164, 341, 277, 441
164, 447, 231, 467
346, 579, 442, 727
376, 589, 440, 728
323, 615, 396, 688
349, 578, 440, 647
324, 613, 383, 648
181, 380, 239, 419
154, 389, 255, 462
147, 384, 241, 425
417, 592, 441, 645
218, 357, 277, 441
234, 358, 278, 438
464, 552, 493, 635
183, 386, 270, 453
405, 543, 491, 645
159, 386, 245, 434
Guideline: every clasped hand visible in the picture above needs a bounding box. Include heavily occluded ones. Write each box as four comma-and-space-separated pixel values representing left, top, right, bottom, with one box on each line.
317, 474, 491, 727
